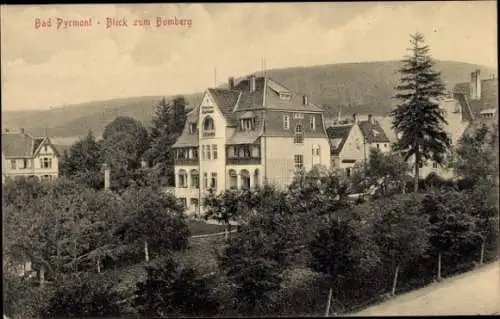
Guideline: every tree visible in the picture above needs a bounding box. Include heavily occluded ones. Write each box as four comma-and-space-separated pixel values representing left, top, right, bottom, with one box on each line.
391, 32, 451, 192
101, 116, 150, 190
309, 215, 380, 316
453, 123, 498, 186
133, 257, 219, 317
116, 186, 189, 262
422, 190, 479, 281
42, 273, 122, 317
59, 130, 103, 189
218, 194, 300, 315
350, 149, 411, 196
372, 194, 430, 296
145, 96, 188, 186
203, 188, 243, 241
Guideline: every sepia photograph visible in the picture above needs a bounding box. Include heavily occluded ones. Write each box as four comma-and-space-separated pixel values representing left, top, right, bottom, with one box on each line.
1, 2, 498, 317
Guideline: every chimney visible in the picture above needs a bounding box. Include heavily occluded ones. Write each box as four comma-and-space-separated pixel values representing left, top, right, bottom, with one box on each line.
476, 69, 481, 100
352, 113, 358, 124
368, 114, 374, 124
249, 75, 256, 93
470, 69, 482, 100
337, 110, 342, 122
103, 164, 110, 190
228, 77, 235, 90
302, 95, 308, 106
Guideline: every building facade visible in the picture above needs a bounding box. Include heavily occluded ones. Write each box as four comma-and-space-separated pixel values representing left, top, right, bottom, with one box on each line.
1, 128, 60, 183
172, 75, 331, 215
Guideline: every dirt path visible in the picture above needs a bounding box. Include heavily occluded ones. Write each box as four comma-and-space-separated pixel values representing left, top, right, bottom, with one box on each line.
351, 261, 500, 316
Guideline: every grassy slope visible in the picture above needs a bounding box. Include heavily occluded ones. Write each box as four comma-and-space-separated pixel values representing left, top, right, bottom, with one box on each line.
2, 60, 496, 140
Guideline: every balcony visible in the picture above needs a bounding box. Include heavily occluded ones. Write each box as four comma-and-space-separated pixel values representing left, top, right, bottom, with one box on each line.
226, 157, 261, 165
202, 130, 215, 137
174, 158, 199, 166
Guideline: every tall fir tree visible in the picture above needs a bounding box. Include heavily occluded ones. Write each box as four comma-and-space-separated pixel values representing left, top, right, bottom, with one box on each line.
391, 32, 451, 192
146, 96, 187, 186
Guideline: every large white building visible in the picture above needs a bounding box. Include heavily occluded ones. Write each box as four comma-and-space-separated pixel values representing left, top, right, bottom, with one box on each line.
172, 75, 331, 215
1, 128, 60, 183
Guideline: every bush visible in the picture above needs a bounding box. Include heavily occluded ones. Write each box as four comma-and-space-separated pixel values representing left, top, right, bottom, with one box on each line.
133, 257, 219, 317
42, 273, 122, 317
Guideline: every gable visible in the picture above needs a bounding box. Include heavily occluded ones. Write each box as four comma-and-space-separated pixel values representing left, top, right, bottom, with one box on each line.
33, 138, 60, 157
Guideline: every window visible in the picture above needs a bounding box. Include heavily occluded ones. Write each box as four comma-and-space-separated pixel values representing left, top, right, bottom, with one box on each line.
190, 169, 199, 188
41, 175, 52, 182
210, 173, 217, 190
203, 173, 208, 189
177, 149, 187, 159
432, 162, 438, 169
201, 146, 205, 160
178, 170, 188, 188
376, 144, 380, 149
346, 167, 351, 177
202, 116, 215, 136
251, 145, 260, 158
294, 124, 304, 144
190, 198, 199, 211
240, 170, 250, 189
189, 123, 197, 134
310, 116, 316, 130
279, 92, 292, 100
293, 112, 304, 119
240, 118, 255, 131
229, 169, 238, 189
40, 157, 52, 169
228, 146, 236, 158
283, 115, 290, 129
254, 169, 260, 187
207, 145, 211, 160
294, 154, 304, 170
192, 148, 199, 160
312, 145, 320, 156
212, 144, 218, 159
179, 198, 187, 209
10, 160, 16, 169
418, 162, 424, 168
22, 159, 29, 169
384, 144, 388, 148
44, 146, 48, 153
239, 146, 251, 158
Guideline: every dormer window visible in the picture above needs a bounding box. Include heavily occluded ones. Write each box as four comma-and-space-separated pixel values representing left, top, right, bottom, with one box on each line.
279, 92, 292, 100
240, 118, 255, 131
293, 112, 304, 119
189, 123, 197, 134
202, 116, 215, 136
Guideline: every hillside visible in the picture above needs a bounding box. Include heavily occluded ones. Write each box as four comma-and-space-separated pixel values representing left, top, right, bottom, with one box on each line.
2, 60, 496, 143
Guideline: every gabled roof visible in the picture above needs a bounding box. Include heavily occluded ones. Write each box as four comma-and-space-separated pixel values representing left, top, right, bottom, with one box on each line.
453, 78, 499, 121
2, 130, 61, 159
174, 76, 326, 149
358, 120, 391, 143
2, 131, 34, 158
172, 106, 199, 148
207, 88, 241, 127
326, 125, 353, 156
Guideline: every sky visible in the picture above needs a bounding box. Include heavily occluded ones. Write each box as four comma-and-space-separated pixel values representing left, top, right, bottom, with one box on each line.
1, 2, 497, 111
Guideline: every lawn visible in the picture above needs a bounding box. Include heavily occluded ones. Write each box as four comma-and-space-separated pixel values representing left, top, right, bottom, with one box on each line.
187, 219, 227, 236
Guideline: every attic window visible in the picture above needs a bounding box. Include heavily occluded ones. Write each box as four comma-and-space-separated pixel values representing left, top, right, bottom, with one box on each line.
293, 112, 304, 119
279, 92, 292, 100
189, 123, 197, 134
240, 118, 255, 131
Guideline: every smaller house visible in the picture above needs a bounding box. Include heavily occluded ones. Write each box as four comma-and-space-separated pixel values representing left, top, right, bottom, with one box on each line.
1, 128, 60, 183
327, 117, 366, 177
358, 114, 391, 153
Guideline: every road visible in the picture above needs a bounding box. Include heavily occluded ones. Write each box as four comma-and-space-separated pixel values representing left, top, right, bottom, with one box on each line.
351, 261, 500, 316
